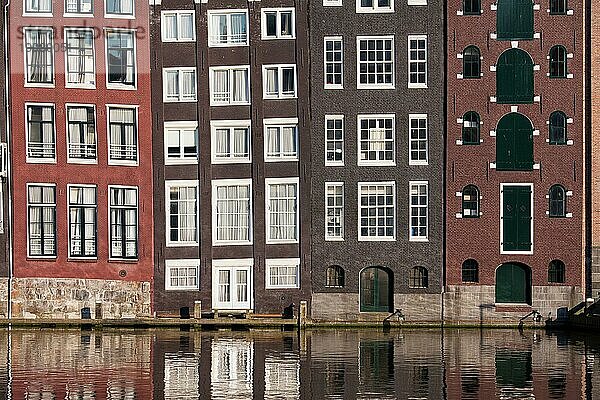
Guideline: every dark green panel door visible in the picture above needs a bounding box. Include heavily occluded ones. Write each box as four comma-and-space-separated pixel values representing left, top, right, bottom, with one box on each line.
360, 268, 392, 312
496, 113, 533, 171
497, 0, 534, 40
496, 49, 534, 104
502, 185, 532, 252
495, 263, 530, 303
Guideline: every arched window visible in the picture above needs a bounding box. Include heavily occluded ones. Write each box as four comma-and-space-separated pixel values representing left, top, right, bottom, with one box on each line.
326, 265, 345, 287
462, 259, 479, 283
463, 0, 481, 14
496, 49, 534, 104
463, 46, 481, 79
549, 45, 567, 78
462, 185, 480, 218
549, 185, 566, 217
548, 259, 566, 283
496, 0, 534, 40
549, 111, 567, 145
462, 111, 480, 145
496, 112, 534, 171
409, 266, 428, 288
550, 0, 567, 15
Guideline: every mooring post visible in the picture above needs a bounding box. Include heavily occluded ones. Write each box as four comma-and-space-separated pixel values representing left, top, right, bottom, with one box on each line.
194, 301, 202, 319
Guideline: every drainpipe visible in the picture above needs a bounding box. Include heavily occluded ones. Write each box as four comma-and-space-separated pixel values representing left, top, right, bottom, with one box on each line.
4, 0, 13, 321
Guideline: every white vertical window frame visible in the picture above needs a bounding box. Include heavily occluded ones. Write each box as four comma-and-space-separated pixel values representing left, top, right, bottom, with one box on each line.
409, 181, 428, 241
211, 120, 252, 164
209, 66, 251, 106
265, 258, 300, 289
27, 183, 57, 258
164, 121, 198, 165
24, 0, 52, 15
161, 11, 196, 42
264, 118, 299, 162
408, 114, 428, 165
24, 27, 55, 87
208, 10, 249, 47
323, 0, 342, 6
105, 30, 136, 89
106, 105, 138, 165
163, 67, 197, 102
64, 0, 93, 15
261, 8, 296, 39
68, 184, 97, 258
356, 0, 393, 13
108, 185, 138, 260
212, 179, 253, 246
211, 259, 254, 311
265, 177, 299, 244
165, 259, 200, 290
165, 180, 199, 247
325, 115, 344, 166
408, 35, 428, 88
104, 0, 134, 18
262, 64, 297, 99
324, 36, 343, 89
325, 182, 344, 241
357, 114, 396, 166
64, 28, 95, 88
356, 36, 395, 89
358, 182, 396, 241
66, 103, 97, 163
25, 102, 56, 163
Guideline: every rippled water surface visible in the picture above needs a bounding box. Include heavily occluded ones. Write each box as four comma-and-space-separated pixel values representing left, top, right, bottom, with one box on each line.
1, 328, 599, 399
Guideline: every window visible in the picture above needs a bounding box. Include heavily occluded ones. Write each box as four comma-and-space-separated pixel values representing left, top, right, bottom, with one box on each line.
462, 185, 480, 218
264, 118, 298, 161
109, 186, 137, 259
356, 0, 393, 13
212, 179, 252, 245
210, 66, 250, 105
163, 67, 197, 102
105, 0, 133, 16
548, 259, 565, 283
68, 185, 97, 258
165, 121, 198, 164
67, 105, 96, 162
65, 0, 91, 14
325, 183, 344, 240
27, 184, 56, 257
325, 115, 344, 165
266, 258, 300, 289
408, 0, 426, 4
326, 265, 345, 287
358, 115, 395, 165
162, 11, 195, 42
358, 182, 395, 240
324, 37, 343, 88
324, 0, 342, 5
25, 28, 54, 85
357, 36, 394, 89
550, 0, 567, 14
106, 31, 135, 88
263, 65, 297, 99
24, 0, 52, 14
108, 106, 137, 164
408, 35, 427, 88
166, 181, 198, 246
549, 45, 567, 78
549, 111, 567, 145
211, 120, 251, 163
409, 181, 428, 240
409, 266, 428, 288
462, 111, 480, 144
462, 259, 479, 283
266, 178, 299, 243
26, 104, 55, 162
208, 10, 248, 46
463, 46, 481, 78
261, 9, 295, 39
165, 259, 200, 290
65, 29, 95, 87
462, 0, 480, 14
409, 114, 427, 164
549, 184, 566, 217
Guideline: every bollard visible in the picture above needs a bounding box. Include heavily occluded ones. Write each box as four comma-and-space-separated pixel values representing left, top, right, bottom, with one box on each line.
95, 302, 102, 319
194, 301, 202, 319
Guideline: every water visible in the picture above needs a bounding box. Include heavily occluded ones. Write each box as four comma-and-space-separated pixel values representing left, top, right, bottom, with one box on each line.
1, 328, 599, 399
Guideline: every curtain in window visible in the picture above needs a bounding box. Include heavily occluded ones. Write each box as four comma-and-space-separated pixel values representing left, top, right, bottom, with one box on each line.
232, 70, 248, 103
281, 127, 296, 157
215, 128, 229, 157
27, 0, 51, 12
213, 70, 229, 102
219, 270, 230, 302
27, 30, 52, 83
65, 31, 94, 85
125, 207, 137, 256
265, 68, 278, 95
282, 68, 295, 95
216, 185, 249, 241
165, 71, 179, 99
269, 184, 296, 240
181, 71, 196, 100
266, 127, 280, 157
28, 106, 55, 158
68, 107, 95, 158
231, 13, 246, 43
110, 108, 135, 160
280, 12, 292, 36
107, 0, 132, 14
179, 187, 197, 242
211, 15, 227, 43
236, 270, 247, 302
164, 14, 177, 40
180, 13, 194, 40
369, 127, 386, 151
233, 128, 248, 158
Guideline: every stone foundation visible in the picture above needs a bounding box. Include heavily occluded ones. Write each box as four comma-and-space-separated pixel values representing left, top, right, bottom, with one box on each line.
592, 246, 600, 298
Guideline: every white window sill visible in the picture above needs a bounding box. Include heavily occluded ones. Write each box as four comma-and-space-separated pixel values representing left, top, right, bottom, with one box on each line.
357, 84, 395, 90
23, 12, 53, 17
165, 287, 200, 291
324, 85, 344, 90
358, 161, 396, 167
325, 162, 345, 167
358, 237, 396, 242
211, 159, 252, 165
166, 242, 200, 248
65, 84, 96, 90
107, 84, 137, 91
213, 241, 253, 246
263, 95, 298, 100
67, 159, 98, 165
26, 158, 57, 164
265, 158, 299, 163
261, 36, 296, 40
165, 159, 199, 166
325, 237, 345, 242
266, 239, 299, 245
164, 98, 198, 103
63, 12, 94, 17
265, 285, 300, 290
210, 101, 251, 107
108, 160, 139, 167
408, 84, 428, 89
104, 13, 135, 19
409, 237, 428, 242
24, 82, 55, 89
208, 42, 249, 48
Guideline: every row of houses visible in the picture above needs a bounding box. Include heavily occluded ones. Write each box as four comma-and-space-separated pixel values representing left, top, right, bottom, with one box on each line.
0, 0, 594, 323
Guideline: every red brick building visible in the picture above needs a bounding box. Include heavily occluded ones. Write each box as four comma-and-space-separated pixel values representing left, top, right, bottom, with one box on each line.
7, 0, 153, 318
445, 0, 584, 323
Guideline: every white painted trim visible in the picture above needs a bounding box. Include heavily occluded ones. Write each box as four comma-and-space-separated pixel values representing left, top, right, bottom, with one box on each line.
263, 118, 299, 162
25, 102, 57, 164
211, 178, 253, 246
356, 0, 394, 13
210, 119, 252, 164
107, 185, 139, 261
165, 259, 200, 291
262, 64, 298, 100
260, 8, 296, 39
63, 28, 96, 89
66, 183, 98, 259
164, 121, 199, 165
408, 180, 428, 242
23, 27, 56, 88
265, 258, 301, 289
105, 104, 139, 166
165, 180, 200, 247
207, 9, 248, 47
356, 114, 396, 166
163, 67, 198, 103
324, 182, 345, 241
324, 115, 345, 166
211, 262, 254, 310
407, 34, 427, 88
323, 36, 344, 89
356, 35, 395, 89
357, 181, 396, 241
265, 177, 300, 244
104, 0, 135, 18
26, 183, 57, 259
408, 114, 428, 165
161, 10, 197, 43
104, 29, 137, 90
65, 103, 98, 165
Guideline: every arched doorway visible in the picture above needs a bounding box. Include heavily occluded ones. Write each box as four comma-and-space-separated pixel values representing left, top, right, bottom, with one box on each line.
496, 113, 533, 171
496, 48, 534, 104
360, 267, 392, 312
495, 262, 532, 304
496, 0, 534, 40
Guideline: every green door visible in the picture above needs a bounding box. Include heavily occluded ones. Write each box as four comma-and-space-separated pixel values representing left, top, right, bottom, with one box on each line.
495, 263, 531, 303
496, 49, 534, 104
497, 0, 534, 40
496, 113, 533, 171
502, 185, 532, 252
360, 267, 392, 312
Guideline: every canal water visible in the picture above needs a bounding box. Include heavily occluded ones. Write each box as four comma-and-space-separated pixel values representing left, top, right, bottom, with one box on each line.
0, 327, 599, 399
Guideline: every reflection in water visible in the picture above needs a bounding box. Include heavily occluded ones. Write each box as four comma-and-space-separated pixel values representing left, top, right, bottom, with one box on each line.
358, 340, 395, 399
264, 354, 300, 400
211, 338, 253, 399
164, 353, 199, 400
495, 350, 534, 399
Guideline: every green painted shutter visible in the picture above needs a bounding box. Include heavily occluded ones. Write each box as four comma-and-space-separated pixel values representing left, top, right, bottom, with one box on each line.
495, 263, 527, 303
497, 49, 534, 104
516, 186, 532, 251
497, 0, 534, 40
496, 113, 533, 171
495, 263, 513, 303
502, 186, 518, 250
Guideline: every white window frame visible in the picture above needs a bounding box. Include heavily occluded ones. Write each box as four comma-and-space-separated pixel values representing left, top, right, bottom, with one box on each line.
408, 34, 428, 88
163, 67, 197, 103
64, 28, 96, 89
211, 258, 255, 311
67, 184, 98, 259
358, 181, 396, 241
104, 0, 134, 18
261, 8, 296, 40
26, 183, 57, 258
104, 29, 137, 90
108, 185, 138, 260
357, 114, 396, 166
325, 115, 344, 166
409, 181, 428, 241
23, 27, 55, 88
211, 179, 253, 246
265, 177, 300, 244
25, 102, 56, 164
161, 10, 196, 42
64, 0, 93, 16
209, 65, 251, 106
210, 119, 251, 164
500, 183, 534, 255
356, 0, 393, 13
356, 36, 395, 89
106, 104, 138, 166
407, 0, 427, 4
324, 0, 342, 5
165, 259, 200, 291
207, 9, 249, 47
265, 258, 300, 289
23, 0, 52, 16
165, 180, 200, 247
325, 182, 344, 241
408, 113, 428, 165
65, 103, 97, 164
324, 36, 344, 89
164, 121, 198, 165
262, 64, 298, 99
263, 117, 299, 162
